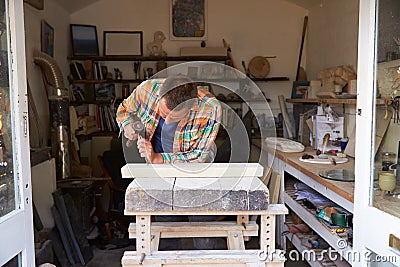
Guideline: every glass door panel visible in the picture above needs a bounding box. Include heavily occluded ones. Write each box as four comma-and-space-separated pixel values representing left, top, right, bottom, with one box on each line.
372, 0, 400, 219
0, 0, 16, 219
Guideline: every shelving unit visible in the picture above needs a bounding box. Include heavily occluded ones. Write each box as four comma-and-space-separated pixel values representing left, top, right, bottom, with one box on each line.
68, 55, 289, 143
283, 191, 353, 264
259, 147, 356, 266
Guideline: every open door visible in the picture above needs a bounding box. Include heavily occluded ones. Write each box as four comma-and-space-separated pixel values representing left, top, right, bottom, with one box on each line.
0, 0, 34, 265
354, 0, 400, 266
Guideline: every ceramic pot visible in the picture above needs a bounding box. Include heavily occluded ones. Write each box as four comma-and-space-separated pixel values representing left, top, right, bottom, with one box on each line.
379, 172, 396, 192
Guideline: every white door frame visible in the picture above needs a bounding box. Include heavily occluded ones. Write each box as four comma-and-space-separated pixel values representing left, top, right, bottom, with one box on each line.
353, 0, 400, 266
0, 0, 34, 265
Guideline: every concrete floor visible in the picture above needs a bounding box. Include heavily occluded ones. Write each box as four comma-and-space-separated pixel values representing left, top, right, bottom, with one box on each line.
84, 238, 310, 267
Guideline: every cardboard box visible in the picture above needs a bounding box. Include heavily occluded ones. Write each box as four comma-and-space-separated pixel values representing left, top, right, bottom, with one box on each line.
315, 115, 344, 151
348, 79, 357, 95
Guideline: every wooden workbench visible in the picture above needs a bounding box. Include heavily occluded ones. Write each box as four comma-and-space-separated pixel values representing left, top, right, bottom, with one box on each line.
255, 139, 400, 216
253, 139, 355, 203
271, 147, 355, 203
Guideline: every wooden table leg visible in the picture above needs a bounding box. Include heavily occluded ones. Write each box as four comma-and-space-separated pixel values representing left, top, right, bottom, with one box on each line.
136, 215, 152, 257
237, 215, 250, 242
150, 232, 160, 252
260, 214, 275, 253
227, 230, 245, 250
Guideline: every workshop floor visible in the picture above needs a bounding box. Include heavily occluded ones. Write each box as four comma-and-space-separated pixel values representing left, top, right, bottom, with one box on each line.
85, 239, 309, 267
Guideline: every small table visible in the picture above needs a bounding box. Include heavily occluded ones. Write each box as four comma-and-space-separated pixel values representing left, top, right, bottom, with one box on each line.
121, 163, 287, 267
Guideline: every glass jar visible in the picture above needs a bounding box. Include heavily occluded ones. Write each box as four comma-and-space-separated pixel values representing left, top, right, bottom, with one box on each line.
382, 152, 396, 171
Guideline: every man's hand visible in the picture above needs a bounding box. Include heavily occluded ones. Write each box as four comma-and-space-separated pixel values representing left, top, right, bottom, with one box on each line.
137, 138, 163, 163
124, 123, 138, 141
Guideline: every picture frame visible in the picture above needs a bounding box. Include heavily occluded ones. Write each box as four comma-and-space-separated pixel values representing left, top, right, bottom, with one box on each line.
103, 31, 143, 56
291, 81, 310, 99
170, 0, 207, 40
41, 20, 54, 57
70, 24, 99, 56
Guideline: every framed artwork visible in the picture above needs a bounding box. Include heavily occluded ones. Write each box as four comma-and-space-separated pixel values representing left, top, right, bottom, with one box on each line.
24, 0, 44, 10
41, 20, 54, 57
170, 0, 207, 40
291, 81, 310, 99
70, 24, 99, 56
103, 31, 143, 56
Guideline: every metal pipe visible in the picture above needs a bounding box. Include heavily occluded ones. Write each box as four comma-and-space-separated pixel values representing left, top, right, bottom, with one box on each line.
33, 50, 71, 179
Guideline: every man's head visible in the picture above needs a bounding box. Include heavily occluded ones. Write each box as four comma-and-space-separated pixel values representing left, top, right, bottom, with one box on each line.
158, 76, 197, 123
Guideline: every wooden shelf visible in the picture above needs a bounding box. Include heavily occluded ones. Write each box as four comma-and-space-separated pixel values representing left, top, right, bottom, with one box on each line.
68, 55, 230, 62
218, 98, 270, 103
72, 79, 143, 84
70, 99, 122, 106
251, 77, 289, 82
76, 131, 118, 138
286, 98, 356, 105
72, 78, 289, 84
286, 98, 386, 105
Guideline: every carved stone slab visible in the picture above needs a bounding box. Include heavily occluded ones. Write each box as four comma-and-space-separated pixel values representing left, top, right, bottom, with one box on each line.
124, 163, 269, 213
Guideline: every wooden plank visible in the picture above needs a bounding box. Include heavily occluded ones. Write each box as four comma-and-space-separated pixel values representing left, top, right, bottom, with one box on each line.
122, 250, 285, 266
268, 173, 281, 204
246, 263, 266, 267
278, 95, 294, 139
261, 167, 272, 186
125, 178, 175, 212
125, 204, 287, 216
121, 163, 263, 178
129, 221, 258, 239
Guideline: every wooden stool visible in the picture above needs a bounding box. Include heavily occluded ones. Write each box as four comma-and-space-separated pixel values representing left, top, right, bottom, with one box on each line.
121, 163, 288, 267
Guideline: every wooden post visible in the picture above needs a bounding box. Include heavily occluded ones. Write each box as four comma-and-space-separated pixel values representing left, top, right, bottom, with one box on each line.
260, 215, 275, 254
136, 215, 152, 256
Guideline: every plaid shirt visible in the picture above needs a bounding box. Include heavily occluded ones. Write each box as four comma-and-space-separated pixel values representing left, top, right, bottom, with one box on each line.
116, 78, 221, 163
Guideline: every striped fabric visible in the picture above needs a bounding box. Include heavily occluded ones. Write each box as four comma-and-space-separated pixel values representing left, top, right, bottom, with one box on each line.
116, 78, 221, 163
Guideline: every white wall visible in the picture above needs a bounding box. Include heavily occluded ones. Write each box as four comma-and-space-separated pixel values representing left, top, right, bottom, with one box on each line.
24, 0, 71, 147
303, 0, 359, 144
306, 0, 359, 80
70, 0, 309, 115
